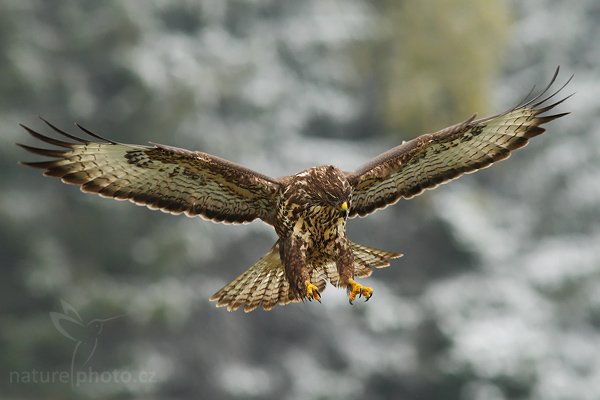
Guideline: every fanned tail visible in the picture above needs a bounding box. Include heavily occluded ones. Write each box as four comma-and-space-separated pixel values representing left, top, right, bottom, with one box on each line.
209, 243, 321, 312
319, 242, 403, 286
209, 241, 401, 312
351, 241, 402, 276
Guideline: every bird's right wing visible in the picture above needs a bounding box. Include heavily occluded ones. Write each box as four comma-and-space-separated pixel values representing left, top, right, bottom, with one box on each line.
18, 120, 281, 225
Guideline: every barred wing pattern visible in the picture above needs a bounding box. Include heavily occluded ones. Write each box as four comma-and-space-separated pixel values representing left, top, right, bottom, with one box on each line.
347, 69, 572, 218
18, 120, 280, 224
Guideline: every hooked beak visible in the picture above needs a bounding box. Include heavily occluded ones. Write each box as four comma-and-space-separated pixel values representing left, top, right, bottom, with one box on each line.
340, 201, 348, 212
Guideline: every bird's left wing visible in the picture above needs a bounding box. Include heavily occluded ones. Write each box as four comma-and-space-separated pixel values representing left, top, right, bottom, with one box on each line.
347, 68, 572, 218
19, 120, 281, 225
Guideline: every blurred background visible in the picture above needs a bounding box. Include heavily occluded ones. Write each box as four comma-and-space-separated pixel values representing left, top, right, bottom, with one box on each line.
0, 0, 598, 399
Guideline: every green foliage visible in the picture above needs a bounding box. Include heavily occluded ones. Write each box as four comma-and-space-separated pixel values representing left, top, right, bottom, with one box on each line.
354, 0, 510, 136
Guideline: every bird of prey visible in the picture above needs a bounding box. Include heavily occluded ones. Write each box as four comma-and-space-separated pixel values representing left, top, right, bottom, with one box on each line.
19, 68, 571, 312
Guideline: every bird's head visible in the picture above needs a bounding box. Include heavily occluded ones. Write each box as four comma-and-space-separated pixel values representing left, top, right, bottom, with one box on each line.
303, 165, 352, 218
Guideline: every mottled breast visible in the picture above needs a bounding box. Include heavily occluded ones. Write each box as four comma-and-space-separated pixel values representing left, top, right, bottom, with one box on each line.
275, 165, 352, 245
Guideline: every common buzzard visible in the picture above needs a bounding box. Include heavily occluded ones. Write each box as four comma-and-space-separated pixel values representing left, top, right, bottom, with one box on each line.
19, 68, 571, 312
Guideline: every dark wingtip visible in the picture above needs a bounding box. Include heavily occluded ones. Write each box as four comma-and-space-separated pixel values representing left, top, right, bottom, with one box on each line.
35, 117, 89, 143
536, 92, 575, 114
16, 142, 67, 157
75, 123, 116, 144
537, 112, 571, 124
18, 160, 33, 167
530, 68, 574, 109
20, 160, 49, 168
516, 84, 537, 108
20, 123, 75, 148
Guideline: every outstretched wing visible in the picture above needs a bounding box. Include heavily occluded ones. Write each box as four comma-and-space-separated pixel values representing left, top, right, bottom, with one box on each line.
18, 120, 281, 225
347, 68, 572, 218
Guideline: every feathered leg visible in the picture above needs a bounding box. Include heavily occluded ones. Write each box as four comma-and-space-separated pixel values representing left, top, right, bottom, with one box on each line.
280, 235, 320, 302
335, 238, 371, 303
335, 237, 354, 285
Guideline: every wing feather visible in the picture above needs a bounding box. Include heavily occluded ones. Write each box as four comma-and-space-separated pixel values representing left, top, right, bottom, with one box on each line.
18, 120, 281, 224
347, 68, 572, 217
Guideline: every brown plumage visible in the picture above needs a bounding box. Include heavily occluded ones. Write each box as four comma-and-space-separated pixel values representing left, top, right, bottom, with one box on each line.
18, 68, 572, 312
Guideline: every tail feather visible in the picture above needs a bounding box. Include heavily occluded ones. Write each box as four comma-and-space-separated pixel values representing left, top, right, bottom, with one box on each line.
210, 244, 297, 312
350, 241, 403, 279
209, 241, 402, 312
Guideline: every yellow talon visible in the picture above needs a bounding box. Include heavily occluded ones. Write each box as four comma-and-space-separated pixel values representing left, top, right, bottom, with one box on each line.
305, 281, 321, 302
347, 278, 373, 304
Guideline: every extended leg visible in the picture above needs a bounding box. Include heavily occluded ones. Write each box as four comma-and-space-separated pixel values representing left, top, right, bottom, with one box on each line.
336, 238, 373, 304
280, 236, 321, 302
347, 278, 373, 304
